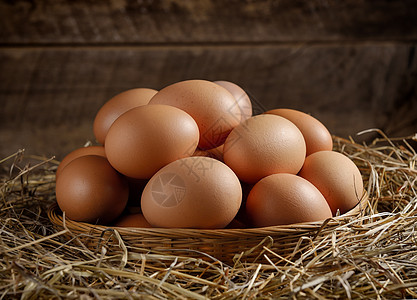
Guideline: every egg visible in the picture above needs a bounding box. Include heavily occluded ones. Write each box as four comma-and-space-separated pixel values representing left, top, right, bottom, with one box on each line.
141, 156, 242, 228
56, 146, 106, 179
93, 88, 158, 145
214, 81, 252, 122
105, 104, 199, 179
113, 213, 152, 228
298, 151, 364, 216
246, 173, 332, 227
55, 155, 129, 224
149, 80, 241, 149
265, 108, 333, 156
223, 114, 306, 183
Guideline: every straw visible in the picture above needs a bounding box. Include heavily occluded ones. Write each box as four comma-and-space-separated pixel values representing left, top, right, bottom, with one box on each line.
1, 130, 416, 299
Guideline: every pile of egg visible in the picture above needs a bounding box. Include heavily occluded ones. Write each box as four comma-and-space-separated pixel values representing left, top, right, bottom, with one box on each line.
55, 79, 364, 229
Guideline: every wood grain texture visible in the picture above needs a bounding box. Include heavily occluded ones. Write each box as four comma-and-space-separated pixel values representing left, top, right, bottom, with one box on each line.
1, 44, 416, 158
1, 0, 417, 44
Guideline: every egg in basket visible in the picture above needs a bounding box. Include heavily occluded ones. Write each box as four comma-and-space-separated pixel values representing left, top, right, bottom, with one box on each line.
50, 79, 366, 262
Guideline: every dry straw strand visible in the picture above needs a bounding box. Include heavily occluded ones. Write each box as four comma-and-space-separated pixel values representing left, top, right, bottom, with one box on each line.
1, 130, 417, 299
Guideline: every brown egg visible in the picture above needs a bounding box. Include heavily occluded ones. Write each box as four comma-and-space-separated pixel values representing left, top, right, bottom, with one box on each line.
105, 104, 199, 179
113, 213, 152, 228
56, 146, 106, 179
246, 173, 332, 227
298, 151, 364, 216
93, 88, 157, 145
223, 114, 306, 183
214, 81, 252, 122
55, 155, 129, 224
149, 80, 241, 149
141, 157, 242, 228
265, 108, 333, 156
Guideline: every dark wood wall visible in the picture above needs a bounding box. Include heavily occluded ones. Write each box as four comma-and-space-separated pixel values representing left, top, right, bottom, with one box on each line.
1, 0, 416, 159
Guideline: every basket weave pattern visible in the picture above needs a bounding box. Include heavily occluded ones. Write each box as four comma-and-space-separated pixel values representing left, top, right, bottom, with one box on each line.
48, 192, 367, 263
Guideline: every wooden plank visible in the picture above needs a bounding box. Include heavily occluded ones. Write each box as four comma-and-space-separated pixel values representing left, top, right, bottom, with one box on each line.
1, 44, 416, 158
1, 0, 417, 44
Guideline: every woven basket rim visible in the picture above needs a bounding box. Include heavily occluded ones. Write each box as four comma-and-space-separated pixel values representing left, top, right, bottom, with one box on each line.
48, 191, 368, 237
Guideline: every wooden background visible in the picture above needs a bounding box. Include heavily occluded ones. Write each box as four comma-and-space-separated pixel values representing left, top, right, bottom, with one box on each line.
1, 0, 416, 160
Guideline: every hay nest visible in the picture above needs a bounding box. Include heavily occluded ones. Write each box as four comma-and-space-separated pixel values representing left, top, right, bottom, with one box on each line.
1, 129, 417, 299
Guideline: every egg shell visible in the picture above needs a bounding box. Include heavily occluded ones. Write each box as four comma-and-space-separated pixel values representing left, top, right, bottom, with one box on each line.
55, 155, 129, 224
56, 146, 106, 179
105, 104, 199, 179
149, 80, 241, 149
93, 88, 157, 145
265, 108, 333, 156
113, 213, 152, 228
141, 156, 242, 229
214, 81, 252, 122
246, 173, 332, 227
298, 150, 364, 216
223, 114, 306, 183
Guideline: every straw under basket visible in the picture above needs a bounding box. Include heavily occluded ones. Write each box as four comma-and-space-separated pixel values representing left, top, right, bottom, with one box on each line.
48, 191, 368, 264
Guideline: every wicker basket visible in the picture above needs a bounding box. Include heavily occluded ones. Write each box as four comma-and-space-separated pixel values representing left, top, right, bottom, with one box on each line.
48, 192, 368, 264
